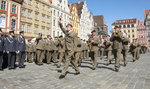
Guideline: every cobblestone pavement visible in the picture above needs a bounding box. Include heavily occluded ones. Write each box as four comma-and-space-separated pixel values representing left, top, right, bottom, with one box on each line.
0, 53, 150, 89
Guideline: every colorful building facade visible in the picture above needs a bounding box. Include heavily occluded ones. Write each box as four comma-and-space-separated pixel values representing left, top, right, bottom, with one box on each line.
0, 0, 23, 33
68, 4, 79, 34
21, 0, 52, 38
137, 19, 148, 45
112, 18, 137, 42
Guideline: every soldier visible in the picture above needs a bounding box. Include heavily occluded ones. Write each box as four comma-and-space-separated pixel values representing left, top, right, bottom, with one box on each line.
0, 29, 4, 71
45, 35, 53, 64
99, 35, 105, 60
17, 31, 26, 68
58, 20, 80, 79
122, 33, 130, 66
103, 35, 112, 66
88, 30, 100, 70
110, 26, 123, 72
57, 35, 65, 68
5, 31, 17, 70
74, 37, 82, 66
36, 33, 44, 65
130, 39, 138, 62
136, 40, 141, 60
26, 39, 34, 63
52, 37, 59, 63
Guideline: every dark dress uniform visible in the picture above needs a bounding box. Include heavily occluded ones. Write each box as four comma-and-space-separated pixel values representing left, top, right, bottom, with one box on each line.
0, 34, 4, 70
5, 35, 17, 69
17, 35, 26, 68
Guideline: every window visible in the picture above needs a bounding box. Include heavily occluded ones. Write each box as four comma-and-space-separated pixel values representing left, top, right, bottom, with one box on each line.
21, 8, 26, 17
12, 4, 16, 13
53, 19, 55, 26
127, 24, 130, 28
132, 35, 134, 38
128, 35, 130, 38
128, 30, 130, 33
47, 16, 50, 23
132, 29, 134, 32
35, 1, 39, 8
1, 0, 6, 10
42, 14, 45, 22
35, 12, 39, 20
27, 24, 31, 32
54, 10, 55, 15
34, 24, 38, 34
57, 32, 59, 36
21, 24, 25, 31
11, 19, 16, 30
119, 25, 121, 28
123, 25, 126, 28
28, 10, 32, 18
53, 31, 55, 38
131, 24, 134, 27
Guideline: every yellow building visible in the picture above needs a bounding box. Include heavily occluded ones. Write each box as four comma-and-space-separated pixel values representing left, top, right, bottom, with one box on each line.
112, 18, 137, 42
69, 4, 79, 34
21, 0, 52, 38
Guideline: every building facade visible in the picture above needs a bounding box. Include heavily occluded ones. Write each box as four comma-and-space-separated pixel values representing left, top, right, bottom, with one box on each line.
137, 19, 148, 45
144, 10, 150, 46
112, 18, 137, 42
93, 15, 108, 35
21, 0, 52, 38
68, 4, 79, 34
51, 0, 70, 38
0, 0, 23, 33
73, 1, 94, 40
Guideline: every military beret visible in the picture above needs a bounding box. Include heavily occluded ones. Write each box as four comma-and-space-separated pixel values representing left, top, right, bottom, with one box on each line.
91, 30, 96, 33
66, 24, 73, 27
114, 26, 120, 29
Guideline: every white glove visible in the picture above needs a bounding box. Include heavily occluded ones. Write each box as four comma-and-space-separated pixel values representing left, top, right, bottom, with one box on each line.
7, 51, 9, 54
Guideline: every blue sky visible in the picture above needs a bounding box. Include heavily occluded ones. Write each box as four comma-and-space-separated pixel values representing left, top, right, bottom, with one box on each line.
69, 0, 150, 32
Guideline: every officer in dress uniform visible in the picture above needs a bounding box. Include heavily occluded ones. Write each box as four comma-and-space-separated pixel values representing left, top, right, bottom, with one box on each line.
0, 29, 4, 71
5, 31, 17, 70
17, 31, 26, 68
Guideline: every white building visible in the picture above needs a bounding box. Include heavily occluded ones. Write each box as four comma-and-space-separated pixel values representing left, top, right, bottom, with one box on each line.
74, 1, 94, 40
51, 0, 70, 38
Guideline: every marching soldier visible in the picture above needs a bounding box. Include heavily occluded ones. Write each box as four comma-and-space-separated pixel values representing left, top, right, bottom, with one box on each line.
51, 37, 59, 63
45, 35, 53, 64
130, 39, 138, 62
5, 31, 17, 70
88, 30, 100, 70
57, 35, 65, 68
17, 31, 26, 68
99, 35, 105, 60
74, 37, 82, 66
136, 41, 141, 60
36, 33, 44, 65
0, 29, 4, 71
104, 35, 112, 66
26, 39, 34, 63
58, 20, 80, 79
122, 33, 130, 66
110, 26, 123, 72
